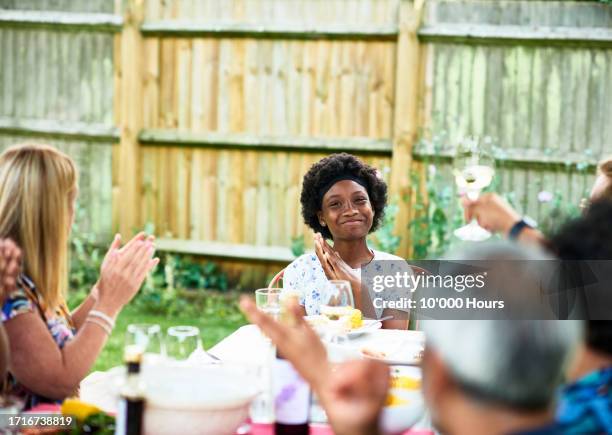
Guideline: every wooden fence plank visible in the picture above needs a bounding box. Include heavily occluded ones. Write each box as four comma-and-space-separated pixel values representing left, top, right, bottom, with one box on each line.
390, 0, 426, 258
116, 0, 144, 237
418, 24, 612, 47
0, 117, 119, 141
141, 21, 399, 40
139, 129, 393, 153
0, 10, 122, 32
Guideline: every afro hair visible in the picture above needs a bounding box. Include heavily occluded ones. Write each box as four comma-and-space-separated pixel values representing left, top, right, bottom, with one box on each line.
300, 153, 387, 239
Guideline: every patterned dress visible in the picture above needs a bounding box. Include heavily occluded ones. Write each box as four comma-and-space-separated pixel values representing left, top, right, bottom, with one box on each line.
1, 274, 76, 409
557, 366, 612, 434
282, 249, 412, 319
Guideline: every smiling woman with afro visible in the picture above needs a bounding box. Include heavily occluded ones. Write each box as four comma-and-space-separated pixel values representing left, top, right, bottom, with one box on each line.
280, 153, 410, 329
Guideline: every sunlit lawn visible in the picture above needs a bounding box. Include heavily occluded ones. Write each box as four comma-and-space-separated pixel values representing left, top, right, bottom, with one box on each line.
92, 296, 248, 372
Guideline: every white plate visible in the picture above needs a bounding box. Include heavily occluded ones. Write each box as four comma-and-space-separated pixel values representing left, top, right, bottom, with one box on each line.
304, 316, 382, 338
360, 340, 424, 365
346, 319, 382, 338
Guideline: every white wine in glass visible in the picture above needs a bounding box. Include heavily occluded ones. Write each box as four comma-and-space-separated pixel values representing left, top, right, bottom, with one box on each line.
453, 137, 496, 241
319, 280, 354, 342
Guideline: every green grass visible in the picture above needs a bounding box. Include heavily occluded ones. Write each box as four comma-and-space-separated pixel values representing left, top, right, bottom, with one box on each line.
91, 298, 248, 372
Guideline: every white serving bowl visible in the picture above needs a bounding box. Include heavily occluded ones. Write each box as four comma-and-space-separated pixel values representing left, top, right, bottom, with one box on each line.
141, 362, 258, 435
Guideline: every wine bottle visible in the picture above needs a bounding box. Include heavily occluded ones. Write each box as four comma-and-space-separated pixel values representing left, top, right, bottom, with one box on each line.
274, 291, 310, 435
115, 349, 145, 435
273, 349, 310, 435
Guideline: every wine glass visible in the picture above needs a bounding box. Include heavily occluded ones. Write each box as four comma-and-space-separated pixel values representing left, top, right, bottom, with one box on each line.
320, 280, 355, 343
166, 326, 201, 361
453, 136, 496, 241
125, 323, 164, 360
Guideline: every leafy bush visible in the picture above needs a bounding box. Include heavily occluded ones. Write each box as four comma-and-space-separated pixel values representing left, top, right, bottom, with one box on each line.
132, 254, 230, 317
535, 191, 582, 238
409, 165, 463, 259
290, 235, 305, 257
372, 202, 402, 254
67, 221, 230, 317
407, 130, 465, 259
67, 214, 108, 309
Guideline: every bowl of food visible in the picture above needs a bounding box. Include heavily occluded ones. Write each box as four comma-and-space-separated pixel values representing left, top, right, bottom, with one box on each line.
141, 362, 258, 435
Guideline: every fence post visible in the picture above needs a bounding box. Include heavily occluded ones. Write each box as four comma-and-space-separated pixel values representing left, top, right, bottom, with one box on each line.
114, 0, 144, 238
389, 0, 426, 258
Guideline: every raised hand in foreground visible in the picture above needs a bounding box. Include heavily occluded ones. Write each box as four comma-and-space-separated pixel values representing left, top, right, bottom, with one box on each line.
240, 297, 389, 435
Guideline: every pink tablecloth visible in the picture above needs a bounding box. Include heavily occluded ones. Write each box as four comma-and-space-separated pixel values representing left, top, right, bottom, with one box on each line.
249, 423, 432, 435
29, 405, 432, 435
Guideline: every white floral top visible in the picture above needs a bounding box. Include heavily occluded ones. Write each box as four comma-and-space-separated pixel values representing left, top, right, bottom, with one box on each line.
282, 249, 412, 319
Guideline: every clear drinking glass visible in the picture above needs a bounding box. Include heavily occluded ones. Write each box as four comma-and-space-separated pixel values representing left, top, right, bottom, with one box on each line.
453, 136, 496, 241
320, 280, 355, 342
251, 288, 283, 425
125, 323, 164, 358
229, 357, 276, 431
166, 326, 201, 361
254, 288, 282, 321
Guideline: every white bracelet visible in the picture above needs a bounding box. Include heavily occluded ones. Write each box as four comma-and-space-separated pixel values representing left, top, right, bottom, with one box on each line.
89, 310, 116, 329
86, 317, 112, 335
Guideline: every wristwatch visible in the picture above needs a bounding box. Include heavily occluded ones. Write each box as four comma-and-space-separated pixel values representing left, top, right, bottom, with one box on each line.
508, 216, 537, 240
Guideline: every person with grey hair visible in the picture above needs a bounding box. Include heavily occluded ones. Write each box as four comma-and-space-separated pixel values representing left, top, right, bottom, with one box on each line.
419, 242, 582, 433
422, 319, 581, 434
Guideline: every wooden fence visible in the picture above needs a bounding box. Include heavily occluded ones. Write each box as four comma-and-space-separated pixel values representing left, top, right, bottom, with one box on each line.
0, 0, 611, 287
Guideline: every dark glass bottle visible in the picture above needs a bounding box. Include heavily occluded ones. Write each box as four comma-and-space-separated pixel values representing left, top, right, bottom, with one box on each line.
115, 352, 145, 435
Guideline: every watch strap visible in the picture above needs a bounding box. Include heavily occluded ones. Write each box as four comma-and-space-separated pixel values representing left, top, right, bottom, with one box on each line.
508, 219, 532, 240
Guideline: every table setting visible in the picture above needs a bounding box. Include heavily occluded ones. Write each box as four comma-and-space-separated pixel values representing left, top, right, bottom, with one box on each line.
68, 282, 432, 435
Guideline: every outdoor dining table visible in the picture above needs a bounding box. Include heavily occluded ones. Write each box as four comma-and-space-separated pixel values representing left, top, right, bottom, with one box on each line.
79, 324, 433, 435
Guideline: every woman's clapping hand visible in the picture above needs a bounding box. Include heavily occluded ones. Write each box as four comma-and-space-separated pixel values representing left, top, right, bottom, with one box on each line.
314, 233, 360, 284
96, 232, 159, 316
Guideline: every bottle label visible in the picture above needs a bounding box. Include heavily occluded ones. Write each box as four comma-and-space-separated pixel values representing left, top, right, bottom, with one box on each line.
273, 358, 310, 424
114, 398, 144, 435
114, 399, 126, 435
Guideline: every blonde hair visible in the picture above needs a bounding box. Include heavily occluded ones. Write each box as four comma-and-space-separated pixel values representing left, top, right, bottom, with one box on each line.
0, 144, 77, 311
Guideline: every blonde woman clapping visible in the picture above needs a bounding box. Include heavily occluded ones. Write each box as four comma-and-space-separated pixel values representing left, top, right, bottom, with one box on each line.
0, 144, 158, 408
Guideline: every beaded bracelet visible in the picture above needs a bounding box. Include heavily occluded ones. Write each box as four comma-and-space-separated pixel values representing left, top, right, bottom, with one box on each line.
86, 317, 112, 335
88, 310, 116, 329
